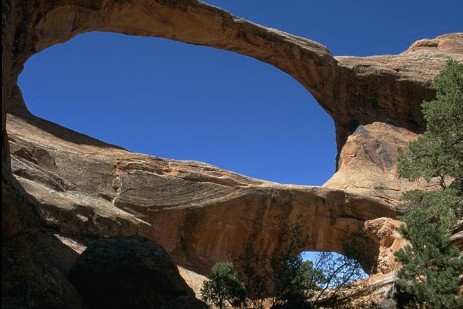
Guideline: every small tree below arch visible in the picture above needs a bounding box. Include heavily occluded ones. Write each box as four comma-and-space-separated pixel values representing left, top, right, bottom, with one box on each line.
200, 262, 246, 309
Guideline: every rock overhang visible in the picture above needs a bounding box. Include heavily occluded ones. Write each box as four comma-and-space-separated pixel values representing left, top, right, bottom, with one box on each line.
7, 107, 394, 273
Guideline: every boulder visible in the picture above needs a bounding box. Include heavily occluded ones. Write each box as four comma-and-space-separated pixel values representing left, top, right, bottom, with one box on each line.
68, 235, 207, 309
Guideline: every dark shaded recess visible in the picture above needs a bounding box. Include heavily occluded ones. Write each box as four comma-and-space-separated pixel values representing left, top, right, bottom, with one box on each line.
68, 235, 207, 309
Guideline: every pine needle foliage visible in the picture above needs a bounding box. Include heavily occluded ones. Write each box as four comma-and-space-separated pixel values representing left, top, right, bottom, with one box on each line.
394, 59, 463, 309
201, 262, 246, 309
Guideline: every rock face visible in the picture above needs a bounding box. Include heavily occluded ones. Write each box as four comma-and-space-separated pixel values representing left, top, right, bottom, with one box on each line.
7, 106, 393, 275
364, 218, 408, 275
68, 235, 207, 309
324, 122, 440, 205
2, 0, 463, 307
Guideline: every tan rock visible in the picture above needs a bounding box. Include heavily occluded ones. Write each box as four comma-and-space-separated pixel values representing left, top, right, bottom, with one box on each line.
332, 33, 463, 158
7, 108, 394, 274
364, 217, 407, 274
324, 122, 440, 204
178, 266, 207, 300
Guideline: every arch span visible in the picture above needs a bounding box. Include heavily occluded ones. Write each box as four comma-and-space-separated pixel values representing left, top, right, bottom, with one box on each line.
34, 0, 336, 110
21, 0, 456, 163
7, 105, 393, 274
8, 1, 457, 162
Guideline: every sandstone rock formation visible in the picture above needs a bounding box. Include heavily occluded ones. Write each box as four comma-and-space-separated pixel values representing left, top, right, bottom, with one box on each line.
324, 122, 439, 205
364, 218, 407, 275
7, 105, 393, 275
2, 0, 463, 307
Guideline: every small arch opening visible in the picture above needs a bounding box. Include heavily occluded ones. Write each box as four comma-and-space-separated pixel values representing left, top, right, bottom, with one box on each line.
295, 251, 369, 304
302, 251, 369, 279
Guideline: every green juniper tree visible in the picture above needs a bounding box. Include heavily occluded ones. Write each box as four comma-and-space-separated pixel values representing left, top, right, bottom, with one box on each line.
201, 262, 246, 309
394, 59, 463, 308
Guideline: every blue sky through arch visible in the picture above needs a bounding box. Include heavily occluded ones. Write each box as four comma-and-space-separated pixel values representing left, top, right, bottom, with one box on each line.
20, 32, 336, 185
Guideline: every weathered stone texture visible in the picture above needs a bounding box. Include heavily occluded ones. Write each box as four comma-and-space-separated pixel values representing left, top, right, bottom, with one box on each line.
7, 108, 393, 274
324, 122, 440, 205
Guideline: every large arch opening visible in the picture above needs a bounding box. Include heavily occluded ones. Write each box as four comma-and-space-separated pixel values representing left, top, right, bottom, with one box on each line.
18, 32, 336, 186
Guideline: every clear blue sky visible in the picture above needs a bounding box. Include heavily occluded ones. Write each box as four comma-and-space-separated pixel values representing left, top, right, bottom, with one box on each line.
19, 0, 462, 186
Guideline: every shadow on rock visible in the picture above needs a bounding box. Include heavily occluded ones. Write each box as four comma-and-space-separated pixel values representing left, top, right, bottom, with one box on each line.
68, 234, 207, 309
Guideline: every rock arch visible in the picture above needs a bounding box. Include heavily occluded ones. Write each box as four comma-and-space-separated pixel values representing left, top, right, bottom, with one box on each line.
7, 103, 392, 273
3, 1, 463, 303
11, 0, 459, 156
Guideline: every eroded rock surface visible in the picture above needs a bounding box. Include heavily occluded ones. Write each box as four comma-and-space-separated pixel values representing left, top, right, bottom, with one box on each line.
324, 122, 440, 205
7, 106, 393, 275
2, 0, 463, 307
364, 218, 407, 275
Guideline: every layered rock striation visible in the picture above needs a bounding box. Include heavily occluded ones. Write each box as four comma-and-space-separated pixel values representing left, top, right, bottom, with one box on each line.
7, 105, 393, 274
2, 0, 463, 307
